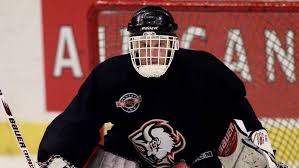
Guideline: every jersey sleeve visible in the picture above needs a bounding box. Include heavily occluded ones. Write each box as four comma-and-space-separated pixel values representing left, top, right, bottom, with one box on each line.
38, 67, 110, 167
202, 51, 263, 131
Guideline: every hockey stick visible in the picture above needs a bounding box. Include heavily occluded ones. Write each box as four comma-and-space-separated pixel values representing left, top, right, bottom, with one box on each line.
0, 89, 37, 168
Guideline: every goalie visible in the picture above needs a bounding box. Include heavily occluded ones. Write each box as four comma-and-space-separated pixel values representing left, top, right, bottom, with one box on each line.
38, 5, 287, 168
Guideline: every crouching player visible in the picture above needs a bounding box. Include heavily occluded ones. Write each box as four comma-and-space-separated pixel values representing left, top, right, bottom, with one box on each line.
38, 5, 288, 168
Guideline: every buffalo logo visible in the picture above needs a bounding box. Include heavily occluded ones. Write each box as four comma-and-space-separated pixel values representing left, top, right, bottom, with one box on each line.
115, 93, 142, 113
128, 119, 186, 167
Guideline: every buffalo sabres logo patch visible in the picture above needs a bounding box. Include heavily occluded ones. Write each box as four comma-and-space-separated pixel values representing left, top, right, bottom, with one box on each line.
115, 93, 142, 113
128, 119, 186, 168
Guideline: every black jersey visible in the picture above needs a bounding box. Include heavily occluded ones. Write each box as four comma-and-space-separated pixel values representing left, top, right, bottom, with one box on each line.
38, 48, 262, 168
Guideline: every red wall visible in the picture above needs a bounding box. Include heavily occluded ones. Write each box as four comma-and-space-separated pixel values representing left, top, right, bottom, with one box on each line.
42, 1, 299, 118
42, 0, 96, 111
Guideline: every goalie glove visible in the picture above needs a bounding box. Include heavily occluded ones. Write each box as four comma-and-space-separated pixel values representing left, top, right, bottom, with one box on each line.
241, 138, 288, 168
38, 150, 140, 168
38, 155, 77, 168
217, 119, 288, 168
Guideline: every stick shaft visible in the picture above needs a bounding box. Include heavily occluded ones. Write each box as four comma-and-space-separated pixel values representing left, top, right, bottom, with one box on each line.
0, 89, 36, 168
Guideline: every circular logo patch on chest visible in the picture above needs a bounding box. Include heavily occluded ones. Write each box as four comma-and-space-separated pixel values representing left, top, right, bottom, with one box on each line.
115, 93, 142, 113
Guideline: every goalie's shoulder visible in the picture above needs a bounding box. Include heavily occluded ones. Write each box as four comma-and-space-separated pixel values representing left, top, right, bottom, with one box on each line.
176, 48, 223, 67
90, 54, 132, 83
176, 48, 239, 79
177, 48, 246, 97
93, 54, 131, 73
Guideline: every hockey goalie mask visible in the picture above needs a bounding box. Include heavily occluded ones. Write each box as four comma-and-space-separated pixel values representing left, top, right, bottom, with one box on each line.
127, 6, 179, 78
129, 32, 179, 78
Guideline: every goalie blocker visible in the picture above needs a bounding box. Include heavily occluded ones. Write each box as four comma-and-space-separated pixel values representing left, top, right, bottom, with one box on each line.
217, 119, 288, 168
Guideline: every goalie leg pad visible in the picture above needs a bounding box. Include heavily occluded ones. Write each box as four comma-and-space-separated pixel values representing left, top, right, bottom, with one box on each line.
217, 119, 248, 167
237, 139, 275, 168
86, 149, 140, 168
